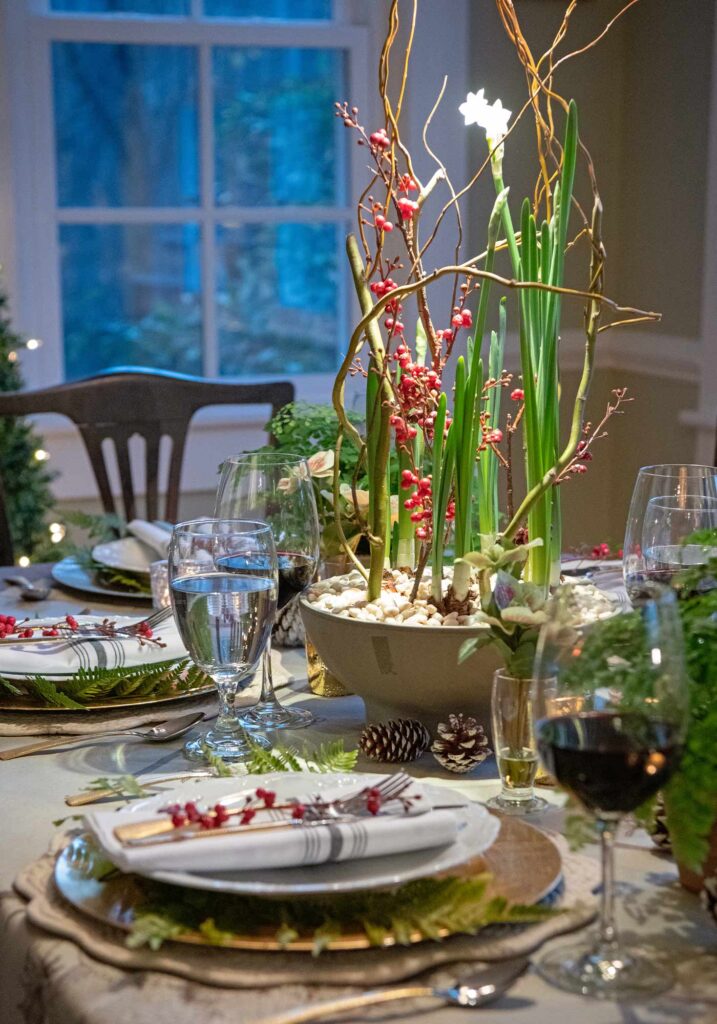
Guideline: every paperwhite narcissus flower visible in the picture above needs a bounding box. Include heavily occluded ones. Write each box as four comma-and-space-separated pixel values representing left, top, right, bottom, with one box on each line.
460, 89, 512, 169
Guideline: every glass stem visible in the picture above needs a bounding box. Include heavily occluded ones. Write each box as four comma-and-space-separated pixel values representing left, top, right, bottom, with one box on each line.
214, 678, 240, 734
596, 816, 619, 952
257, 639, 282, 709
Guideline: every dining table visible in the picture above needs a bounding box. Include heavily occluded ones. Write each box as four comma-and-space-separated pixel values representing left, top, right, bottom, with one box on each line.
0, 564, 715, 1024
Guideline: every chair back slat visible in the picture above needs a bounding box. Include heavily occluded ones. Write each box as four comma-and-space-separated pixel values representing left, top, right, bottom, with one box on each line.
0, 368, 294, 562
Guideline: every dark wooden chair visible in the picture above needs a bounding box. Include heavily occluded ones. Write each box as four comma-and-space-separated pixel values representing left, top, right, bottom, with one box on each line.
0, 367, 294, 563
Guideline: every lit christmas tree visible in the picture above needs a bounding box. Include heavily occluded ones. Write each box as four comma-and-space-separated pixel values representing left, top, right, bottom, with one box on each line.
0, 280, 55, 563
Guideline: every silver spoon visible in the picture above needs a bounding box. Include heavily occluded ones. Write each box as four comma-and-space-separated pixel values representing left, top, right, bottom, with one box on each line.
0, 711, 206, 760
257, 956, 530, 1024
4, 575, 52, 600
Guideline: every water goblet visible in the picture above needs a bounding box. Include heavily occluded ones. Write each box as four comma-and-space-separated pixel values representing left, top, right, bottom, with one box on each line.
168, 518, 277, 762
623, 463, 717, 600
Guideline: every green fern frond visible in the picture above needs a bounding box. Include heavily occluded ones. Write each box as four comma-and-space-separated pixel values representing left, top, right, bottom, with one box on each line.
8, 659, 212, 709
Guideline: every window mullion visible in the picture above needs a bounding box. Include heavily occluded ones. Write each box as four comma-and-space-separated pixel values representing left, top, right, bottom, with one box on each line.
199, 38, 218, 378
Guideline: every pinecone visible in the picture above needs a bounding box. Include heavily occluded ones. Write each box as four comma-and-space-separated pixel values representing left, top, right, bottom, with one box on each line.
431, 713, 491, 774
272, 597, 305, 648
648, 794, 672, 852
702, 876, 717, 925
359, 718, 432, 763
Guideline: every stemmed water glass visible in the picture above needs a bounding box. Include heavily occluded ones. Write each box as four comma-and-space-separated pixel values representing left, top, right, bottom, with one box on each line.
215, 452, 320, 730
624, 464, 717, 600
168, 518, 277, 762
532, 582, 689, 1000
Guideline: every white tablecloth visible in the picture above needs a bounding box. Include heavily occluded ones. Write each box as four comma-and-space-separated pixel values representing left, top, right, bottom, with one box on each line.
0, 578, 715, 1024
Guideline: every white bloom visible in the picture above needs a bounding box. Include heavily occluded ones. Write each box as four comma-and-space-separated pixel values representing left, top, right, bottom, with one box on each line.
459, 89, 489, 127
460, 89, 512, 167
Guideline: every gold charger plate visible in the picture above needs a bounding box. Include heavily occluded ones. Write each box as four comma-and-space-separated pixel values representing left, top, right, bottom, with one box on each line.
54, 817, 562, 953
0, 682, 214, 713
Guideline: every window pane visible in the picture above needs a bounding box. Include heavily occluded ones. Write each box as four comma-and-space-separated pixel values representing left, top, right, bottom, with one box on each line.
53, 44, 198, 207
205, 0, 330, 17
217, 223, 340, 375
214, 48, 344, 206
60, 224, 202, 380
51, 1, 189, 13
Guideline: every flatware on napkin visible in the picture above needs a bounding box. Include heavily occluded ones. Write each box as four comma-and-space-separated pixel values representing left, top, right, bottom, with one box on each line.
86, 802, 461, 874
0, 613, 186, 680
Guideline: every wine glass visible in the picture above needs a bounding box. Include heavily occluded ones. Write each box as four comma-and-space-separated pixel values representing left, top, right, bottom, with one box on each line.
641, 494, 717, 582
532, 582, 689, 1000
168, 518, 277, 762
215, 452, 321, 730
624, 464, 717, 600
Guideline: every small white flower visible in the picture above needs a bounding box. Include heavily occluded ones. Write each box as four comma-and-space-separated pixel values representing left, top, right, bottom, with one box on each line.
459, 89, 489, 127
460, 89, 512, 167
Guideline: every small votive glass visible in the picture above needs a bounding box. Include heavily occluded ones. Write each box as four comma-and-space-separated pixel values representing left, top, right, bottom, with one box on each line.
149, 559, 171, 609
487, 669, 548, 815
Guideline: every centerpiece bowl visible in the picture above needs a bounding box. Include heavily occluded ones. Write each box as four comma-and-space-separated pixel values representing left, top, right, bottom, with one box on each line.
300, 591, 500, 732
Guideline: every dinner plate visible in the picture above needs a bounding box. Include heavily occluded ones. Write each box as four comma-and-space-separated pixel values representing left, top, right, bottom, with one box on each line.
92, 538, 155, 575
54, 813, 562, 952
52, 557, 152, 601
112, 773, 501, 896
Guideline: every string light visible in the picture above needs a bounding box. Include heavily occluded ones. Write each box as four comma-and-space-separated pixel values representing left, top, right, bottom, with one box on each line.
7, 351, 17, 362
17, 556, 30, 568
48, 522, 65, 544
25, 338, 42, 350
34, 448, 49, 462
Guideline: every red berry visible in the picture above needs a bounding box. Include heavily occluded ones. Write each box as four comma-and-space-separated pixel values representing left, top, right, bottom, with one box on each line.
185, 801, 200, 822
199, 814, 215, 830
65, 615, 78, 629
291, 804, 306, 820
255, 787, 266, 799
510, 388, 524, 401
262, 790, 277, 809
369, 128, 390, 150
171, 812, 187, 828
240, 808, 257, 825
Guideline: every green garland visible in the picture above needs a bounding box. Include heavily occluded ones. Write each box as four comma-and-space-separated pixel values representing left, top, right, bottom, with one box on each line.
0, 659, 212, 710
126, 873, 556, 955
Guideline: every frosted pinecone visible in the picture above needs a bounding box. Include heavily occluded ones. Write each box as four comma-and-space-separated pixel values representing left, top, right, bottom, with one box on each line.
431, 713, 491, 773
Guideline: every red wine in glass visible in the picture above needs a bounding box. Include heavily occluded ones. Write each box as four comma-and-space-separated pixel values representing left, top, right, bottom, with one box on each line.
537, 711, 683, 814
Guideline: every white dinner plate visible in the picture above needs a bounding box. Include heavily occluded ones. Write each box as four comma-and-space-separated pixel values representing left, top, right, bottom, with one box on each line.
92, 537, 155, 575
119, 772, 500, 897
51, 557, 152, 601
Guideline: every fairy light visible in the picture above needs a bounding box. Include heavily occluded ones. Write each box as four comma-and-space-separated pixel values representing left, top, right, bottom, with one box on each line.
48, 521, 66, 543
17, 556, 30, 568
25, 338, 42, 350
7, 350, 17, 362
34, 448, 49, 462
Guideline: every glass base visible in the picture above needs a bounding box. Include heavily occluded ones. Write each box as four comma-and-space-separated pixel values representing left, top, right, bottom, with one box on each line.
536, 939, 674, 1001
241, 702, 317, 730
184, 726, 271, 764
486, 793, 548, 815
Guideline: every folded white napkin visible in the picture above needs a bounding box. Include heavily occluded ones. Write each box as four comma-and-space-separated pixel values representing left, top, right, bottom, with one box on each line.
126, 520, 172, 559
0, 615, 187, 680
86, 805, 461, 875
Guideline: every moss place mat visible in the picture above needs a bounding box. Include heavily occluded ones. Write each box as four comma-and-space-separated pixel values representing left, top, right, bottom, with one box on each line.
14, 830, 598, 989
